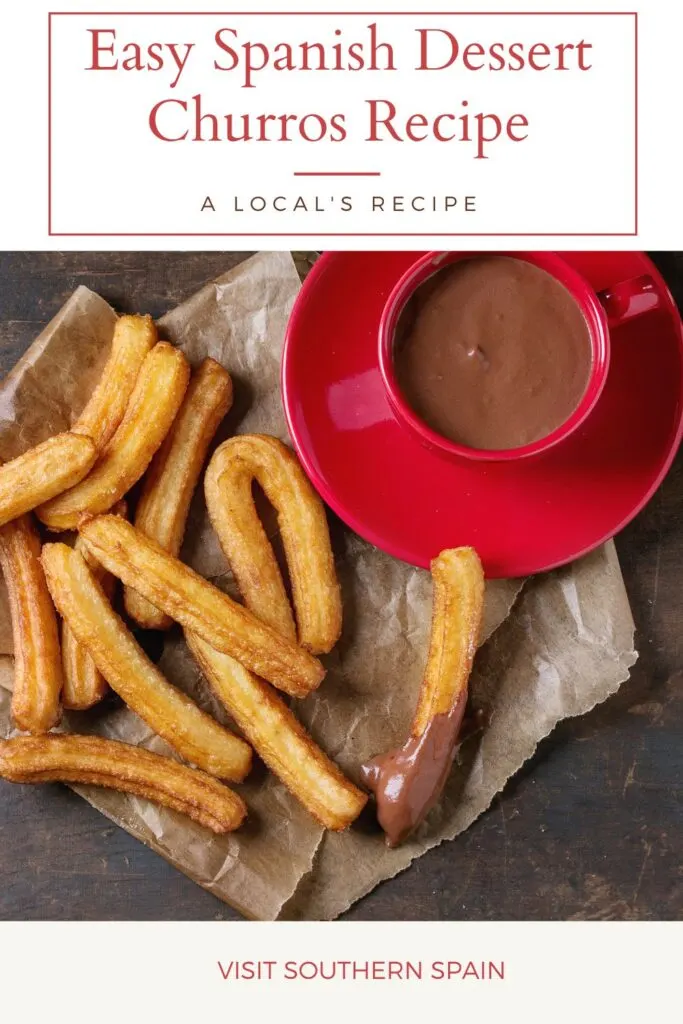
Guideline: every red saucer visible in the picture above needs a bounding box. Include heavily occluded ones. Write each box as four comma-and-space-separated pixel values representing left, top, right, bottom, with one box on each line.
282, 252, 683, 578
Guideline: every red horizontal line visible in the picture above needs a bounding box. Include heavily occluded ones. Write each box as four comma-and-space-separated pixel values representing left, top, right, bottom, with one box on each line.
293, 171, 380, 177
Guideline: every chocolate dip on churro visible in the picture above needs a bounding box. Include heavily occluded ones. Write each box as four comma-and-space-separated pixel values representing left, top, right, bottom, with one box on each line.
394, 256, 593, 450
361, 689, 468, 848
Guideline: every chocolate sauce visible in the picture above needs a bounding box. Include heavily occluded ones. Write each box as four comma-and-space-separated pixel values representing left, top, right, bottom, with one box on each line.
394, 256, 593, 450
361, 688, 468, 847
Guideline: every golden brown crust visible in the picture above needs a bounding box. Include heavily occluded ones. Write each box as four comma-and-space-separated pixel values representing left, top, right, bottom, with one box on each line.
61, 501, 127, 711
61, 538, 114, 710
37, 343, 190, 531
71, 315, 157, 450
187, 632, 367, 831
41, 542, 252, 781
79, 516, 325, 698
0, 433, 97, 529
411, 547, 485, 736
205, 434, 342, 654
0, 515, 62, 733
0, 734, 246, 833
359, 547, 485, 847
125, 358, 233, 631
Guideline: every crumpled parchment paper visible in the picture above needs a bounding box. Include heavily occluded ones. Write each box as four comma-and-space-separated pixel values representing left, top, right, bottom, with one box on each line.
0, 252, 637, 920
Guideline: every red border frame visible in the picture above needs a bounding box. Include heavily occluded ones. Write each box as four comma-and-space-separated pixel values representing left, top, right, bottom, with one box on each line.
47, 10, 639, 238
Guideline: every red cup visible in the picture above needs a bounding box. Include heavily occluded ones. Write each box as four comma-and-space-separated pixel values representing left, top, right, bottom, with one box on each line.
378, 251, 660, 462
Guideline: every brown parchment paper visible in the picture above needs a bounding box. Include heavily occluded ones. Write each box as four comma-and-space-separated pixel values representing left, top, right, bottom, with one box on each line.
0, 252, 637, 920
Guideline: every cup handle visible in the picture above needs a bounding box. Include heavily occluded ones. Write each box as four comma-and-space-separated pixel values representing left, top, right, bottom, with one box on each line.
597, 275, 660, 329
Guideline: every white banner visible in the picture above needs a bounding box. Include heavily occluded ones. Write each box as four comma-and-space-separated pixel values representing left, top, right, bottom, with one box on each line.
0, 921, 678, 1022
47, 10, 636, 237
1, 0, 682, 247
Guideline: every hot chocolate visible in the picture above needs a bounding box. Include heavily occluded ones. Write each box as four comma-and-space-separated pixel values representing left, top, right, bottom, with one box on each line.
394, 256, 593, 451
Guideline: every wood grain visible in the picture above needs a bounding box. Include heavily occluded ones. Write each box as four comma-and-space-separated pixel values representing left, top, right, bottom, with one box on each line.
0, 251, 680, 921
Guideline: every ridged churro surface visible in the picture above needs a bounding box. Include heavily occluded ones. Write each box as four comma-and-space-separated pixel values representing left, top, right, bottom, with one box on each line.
126, 358, 232, 630
61, 501, 127, 710
0, 433, 96, 528
61, 537, 114, 710
188, 632, 367, 831
361, 547, 485, 846
0, 515, 62, 733
71, 314, 157, 450
42, 542, 252, 781
37, 343, 190, 530
0, 735, 246, 834
80, 516, 325, 698
412, 547, 485, 735
205, 435, 341, 654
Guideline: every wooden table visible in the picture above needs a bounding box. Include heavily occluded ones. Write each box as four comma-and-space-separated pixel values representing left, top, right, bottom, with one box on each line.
0, 251, 680, 921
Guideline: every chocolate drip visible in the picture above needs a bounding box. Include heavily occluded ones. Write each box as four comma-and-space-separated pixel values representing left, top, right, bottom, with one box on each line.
361, 688, 468, 847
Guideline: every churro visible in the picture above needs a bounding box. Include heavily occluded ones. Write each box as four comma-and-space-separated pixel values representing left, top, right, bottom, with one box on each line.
42, 542, 252, 781
0, 515, 62, 733
188, 632, 367, 831
37, 343, 190, 530
205, 434, 342, 654
61, 500, 127, 710
125, 358, 233, 630
0, 735, 246, 834
0, 433, 97, 528
71, 314, 157, 450
361, 547, 485, 847
79, 516, 325, 698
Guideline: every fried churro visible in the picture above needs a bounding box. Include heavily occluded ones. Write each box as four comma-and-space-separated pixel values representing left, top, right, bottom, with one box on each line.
0, 735, 246, 833
37, 343, 190, 531
79, 516, 325, 698
42, 543, 252, 781
0, 515, 62, 733
187, 632, 367, 831
71, 314, 157, 450
205, 435, 341, 654
361, 547, 485, 847
0, 433, 97, 529
125, 358, 233, 631
61, 500, 127, 711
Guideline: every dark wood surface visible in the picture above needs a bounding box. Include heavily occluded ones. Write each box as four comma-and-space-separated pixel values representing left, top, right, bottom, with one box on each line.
0, 250, 680, 922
